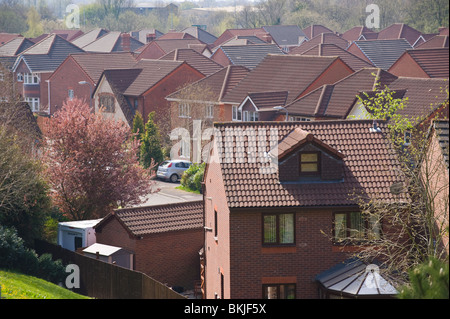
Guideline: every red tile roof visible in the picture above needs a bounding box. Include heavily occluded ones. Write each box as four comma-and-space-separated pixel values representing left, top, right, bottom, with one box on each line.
297, 43, 374, 70
211, 120, 406, 208
415, 35, 449, 49
377, 23, 423, 46
341, 26, 378, 42
290, 33, 349, 55
221, 54, 350, 105
166, 65, 250, 103
285, 68, 398, 118
159, 48, 223, 76
95, 200, 203, 237
393, 48, 449, 78
302, 25, 335, 39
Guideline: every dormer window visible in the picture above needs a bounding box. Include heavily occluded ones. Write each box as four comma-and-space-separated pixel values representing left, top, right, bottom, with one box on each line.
300, 152, 320, 175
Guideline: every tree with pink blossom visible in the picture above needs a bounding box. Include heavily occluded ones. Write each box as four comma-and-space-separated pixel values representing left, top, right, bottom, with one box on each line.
43, 98, 157, 220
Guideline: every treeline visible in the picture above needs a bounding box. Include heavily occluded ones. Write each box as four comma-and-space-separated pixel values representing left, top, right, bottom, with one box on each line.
0, 0, 449, 42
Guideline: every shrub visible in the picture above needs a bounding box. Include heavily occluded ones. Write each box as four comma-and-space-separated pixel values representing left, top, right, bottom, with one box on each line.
0, 225, 65, 284
181, 162, 205, 192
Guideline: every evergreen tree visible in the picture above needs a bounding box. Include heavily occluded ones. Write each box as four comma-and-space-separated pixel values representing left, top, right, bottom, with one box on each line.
140, 112, 164, 170
132, 111, 145, 141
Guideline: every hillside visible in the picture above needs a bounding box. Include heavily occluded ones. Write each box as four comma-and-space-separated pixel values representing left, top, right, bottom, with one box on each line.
0, 269, 90, 299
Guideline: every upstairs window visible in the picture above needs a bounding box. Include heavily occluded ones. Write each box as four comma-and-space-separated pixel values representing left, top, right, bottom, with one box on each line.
179, 103, 190, 118
17, 73, 23, 82
24, 73, 40, 84
299, 152, 320, 175
232, 105, 242, 121
334, 212, 381, 243
263, 213, 294, 245
205, 104, 214, 118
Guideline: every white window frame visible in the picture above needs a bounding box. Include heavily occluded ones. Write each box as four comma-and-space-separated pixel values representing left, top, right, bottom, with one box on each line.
179, 103, 190, 118
24, 73, 40, 84
17, 73, 23, 82
232, 105, 242, 121
205, 104, 214, 118
68, 89, 74, 100
289, 116, 311, 122
25, 97, 40, 112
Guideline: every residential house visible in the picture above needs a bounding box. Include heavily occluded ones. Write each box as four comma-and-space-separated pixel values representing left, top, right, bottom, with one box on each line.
220, 54, 354, 122
302, 24, 335, 39
295, 43, 374, 71
136, 38, 207, 60
346, 39, 413, 70
211, 44, 285, 69
47, 52, 137, 114
81, 32, 144, 53
236, 91, 289, 122
94, 200, 203, 290
388, 48, 449, 78
341, 26, 378, 42
284, 68, 398, 120
12, 34, 85, 113
261, 25, 308, 52
218, 35, 268, 47
159, 48, 223, 76
290, 32, 349, 55
167, 64, 250, 125
92, 59, 204, 131
377, 23, 424, 46
203, 119, 405, 298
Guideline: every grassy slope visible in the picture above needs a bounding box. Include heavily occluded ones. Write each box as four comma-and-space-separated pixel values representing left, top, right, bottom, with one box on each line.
0, 269, 90, 299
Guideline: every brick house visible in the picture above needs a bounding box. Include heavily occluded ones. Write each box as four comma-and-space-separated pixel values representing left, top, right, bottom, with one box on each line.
92, 59, 204, 131
202, 120, 405, 299
47, 52, 137, 114
11, 34, 84, 113
94, 200, 204, 290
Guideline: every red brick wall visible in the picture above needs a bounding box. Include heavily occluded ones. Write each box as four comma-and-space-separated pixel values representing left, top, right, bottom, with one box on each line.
204, 142, 232, 299
142, 64, 204, 132
135, 229, 203, 289
96, 216, 203, 290
136, 43, 165, 60
228, 209, 350, 299
48, 57, 93, 114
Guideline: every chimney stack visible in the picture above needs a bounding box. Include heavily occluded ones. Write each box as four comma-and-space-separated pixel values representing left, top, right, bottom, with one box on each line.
121, 33, 131, 52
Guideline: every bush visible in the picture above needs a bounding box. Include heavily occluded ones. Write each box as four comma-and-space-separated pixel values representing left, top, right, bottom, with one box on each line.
180, 162, 205, 192
0, 226, 65, 284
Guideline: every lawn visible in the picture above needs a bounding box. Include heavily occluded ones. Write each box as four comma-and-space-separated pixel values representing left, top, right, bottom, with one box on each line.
0, 269, 90, 299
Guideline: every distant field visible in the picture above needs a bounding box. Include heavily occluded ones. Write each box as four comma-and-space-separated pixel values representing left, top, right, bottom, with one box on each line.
0, 269, 90, 299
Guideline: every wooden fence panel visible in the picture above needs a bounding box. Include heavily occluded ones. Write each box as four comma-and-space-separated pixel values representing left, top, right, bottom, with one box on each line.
34, 240, 185, 299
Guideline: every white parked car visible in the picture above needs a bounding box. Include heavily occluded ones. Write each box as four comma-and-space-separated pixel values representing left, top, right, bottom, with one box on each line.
156, 160, 192, 182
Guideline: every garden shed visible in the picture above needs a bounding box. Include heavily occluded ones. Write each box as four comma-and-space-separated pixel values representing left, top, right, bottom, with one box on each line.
82, 243, 134, 270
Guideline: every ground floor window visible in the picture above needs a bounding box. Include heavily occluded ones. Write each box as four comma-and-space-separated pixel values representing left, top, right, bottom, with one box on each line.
263, 284, 296, 299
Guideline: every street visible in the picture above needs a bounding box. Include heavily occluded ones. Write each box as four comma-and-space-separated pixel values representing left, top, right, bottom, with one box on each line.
136, 179, 203, 207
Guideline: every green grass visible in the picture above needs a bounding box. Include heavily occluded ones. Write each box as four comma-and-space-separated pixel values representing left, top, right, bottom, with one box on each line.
175, 185, 201, 194
0, 269, 90, 299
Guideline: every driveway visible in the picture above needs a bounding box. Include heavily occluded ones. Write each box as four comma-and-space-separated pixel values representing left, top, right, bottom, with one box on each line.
137, 179, 203, 207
